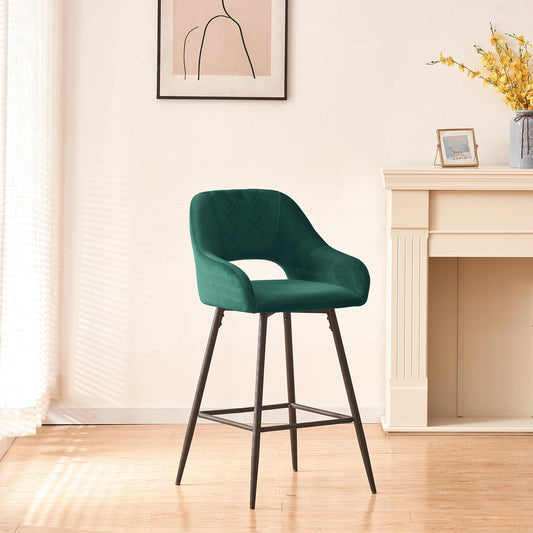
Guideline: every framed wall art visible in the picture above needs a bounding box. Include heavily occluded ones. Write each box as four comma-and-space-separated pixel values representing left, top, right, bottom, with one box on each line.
436, 128, 479, 167
157, 0, 288, 100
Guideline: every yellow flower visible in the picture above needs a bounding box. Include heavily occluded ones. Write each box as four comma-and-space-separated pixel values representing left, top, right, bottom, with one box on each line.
490, 33, 502, 45
482, 52, 495, 66
429, 24, 533, 110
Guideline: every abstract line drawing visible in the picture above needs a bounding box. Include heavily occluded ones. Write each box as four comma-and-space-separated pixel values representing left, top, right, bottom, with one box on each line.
183, 26, 199, 80
196, 0, 255, 80
157, 0, 287, 100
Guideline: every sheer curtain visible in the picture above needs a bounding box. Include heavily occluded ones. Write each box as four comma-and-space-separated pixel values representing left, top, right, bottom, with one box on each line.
0, 0, 61, 436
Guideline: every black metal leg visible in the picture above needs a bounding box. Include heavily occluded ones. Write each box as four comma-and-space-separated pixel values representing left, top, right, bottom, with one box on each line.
176, 307, 225, 485
326, 309, 377, 494
250, 313, 268, 509
283, 312, 298, 472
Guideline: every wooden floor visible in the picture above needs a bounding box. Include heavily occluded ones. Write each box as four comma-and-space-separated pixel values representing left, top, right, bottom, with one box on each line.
1, 424, 533, 532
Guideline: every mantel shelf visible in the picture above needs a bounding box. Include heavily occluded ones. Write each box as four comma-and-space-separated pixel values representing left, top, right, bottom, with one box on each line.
383, 166, 533, 191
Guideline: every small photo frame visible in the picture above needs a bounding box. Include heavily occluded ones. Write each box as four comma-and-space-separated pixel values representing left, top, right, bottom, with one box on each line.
436, 128, 479, 167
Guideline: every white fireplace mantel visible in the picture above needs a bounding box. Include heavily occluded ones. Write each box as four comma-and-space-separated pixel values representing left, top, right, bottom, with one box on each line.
382, 166, 533, 433
383, 166, 533, 191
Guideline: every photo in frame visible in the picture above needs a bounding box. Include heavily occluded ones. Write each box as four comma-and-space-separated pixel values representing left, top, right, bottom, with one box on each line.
157, 0, 288, 100
436, 128, 479, 167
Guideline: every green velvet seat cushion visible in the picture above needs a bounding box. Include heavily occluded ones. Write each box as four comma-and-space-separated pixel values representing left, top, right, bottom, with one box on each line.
250, 279, 362, 313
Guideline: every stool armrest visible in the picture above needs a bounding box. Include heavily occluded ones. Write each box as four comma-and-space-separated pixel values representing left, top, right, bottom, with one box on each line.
289, 245, 370, 305
193, 250, 256, 312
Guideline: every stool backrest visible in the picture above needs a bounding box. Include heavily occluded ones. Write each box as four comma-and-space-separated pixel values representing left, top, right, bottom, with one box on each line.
190, 189, 325, 269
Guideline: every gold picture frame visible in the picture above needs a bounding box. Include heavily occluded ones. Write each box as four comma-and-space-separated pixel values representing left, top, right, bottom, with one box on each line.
436, 128, 479, 167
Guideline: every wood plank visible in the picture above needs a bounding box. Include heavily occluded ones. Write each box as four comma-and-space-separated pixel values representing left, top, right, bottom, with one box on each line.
2, 424, 533, 531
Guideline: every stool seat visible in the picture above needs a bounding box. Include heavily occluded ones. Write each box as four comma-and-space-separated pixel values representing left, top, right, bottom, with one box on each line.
250, 279, 363, 313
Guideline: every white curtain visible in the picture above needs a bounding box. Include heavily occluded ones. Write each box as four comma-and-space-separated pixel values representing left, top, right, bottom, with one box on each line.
0, 0, 61, 436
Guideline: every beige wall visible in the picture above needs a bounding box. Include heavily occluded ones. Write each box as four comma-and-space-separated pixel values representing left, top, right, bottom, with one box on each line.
55, 0, 533, 422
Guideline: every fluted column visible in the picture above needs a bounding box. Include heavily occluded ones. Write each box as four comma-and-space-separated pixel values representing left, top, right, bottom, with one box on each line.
386, 191, 429, 427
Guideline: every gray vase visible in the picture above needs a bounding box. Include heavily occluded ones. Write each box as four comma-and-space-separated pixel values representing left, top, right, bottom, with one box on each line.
510, 110, 533, 168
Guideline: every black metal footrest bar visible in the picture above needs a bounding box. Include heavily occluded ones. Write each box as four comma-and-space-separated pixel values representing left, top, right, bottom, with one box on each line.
198, 402, 353, 433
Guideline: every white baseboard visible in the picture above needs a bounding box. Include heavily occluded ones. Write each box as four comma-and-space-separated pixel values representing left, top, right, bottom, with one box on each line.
0, 437, 15, 460
45, 406, 384, 425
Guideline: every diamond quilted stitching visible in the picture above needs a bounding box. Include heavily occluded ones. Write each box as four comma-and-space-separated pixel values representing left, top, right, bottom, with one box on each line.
211, 190, 280, 260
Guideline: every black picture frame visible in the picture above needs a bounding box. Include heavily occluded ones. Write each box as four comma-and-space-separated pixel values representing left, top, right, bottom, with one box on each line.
157, 0, 288, 100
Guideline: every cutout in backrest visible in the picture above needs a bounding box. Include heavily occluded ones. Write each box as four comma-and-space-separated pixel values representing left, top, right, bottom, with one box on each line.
232, 259, 286, 280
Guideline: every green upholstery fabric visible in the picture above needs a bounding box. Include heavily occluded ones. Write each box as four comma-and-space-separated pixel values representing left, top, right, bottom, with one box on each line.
190, 189, 370, 313
250, 280, 362, 313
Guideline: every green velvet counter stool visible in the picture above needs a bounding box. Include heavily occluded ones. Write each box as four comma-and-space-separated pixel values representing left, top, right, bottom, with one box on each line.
176, 189, 376, 509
